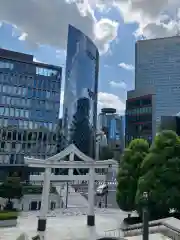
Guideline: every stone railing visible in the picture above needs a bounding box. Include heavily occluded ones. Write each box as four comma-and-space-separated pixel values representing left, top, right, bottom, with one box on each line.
102, 228, 124, 239
103, 217, 180, 240
0, 219, 17, 228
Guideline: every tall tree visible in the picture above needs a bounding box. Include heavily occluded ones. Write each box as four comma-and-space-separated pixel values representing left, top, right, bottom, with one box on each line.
116, 139, 149, 212
136, 130, 180, 218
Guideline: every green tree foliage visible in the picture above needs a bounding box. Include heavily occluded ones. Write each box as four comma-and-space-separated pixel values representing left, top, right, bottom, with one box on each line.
136, 130, 180, 218
99, 146, 114, 160
0, 176, 23, 210
116, 139, 149, 211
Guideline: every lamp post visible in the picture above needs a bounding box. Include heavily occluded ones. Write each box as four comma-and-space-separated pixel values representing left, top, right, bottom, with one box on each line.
142, 191, 149, 240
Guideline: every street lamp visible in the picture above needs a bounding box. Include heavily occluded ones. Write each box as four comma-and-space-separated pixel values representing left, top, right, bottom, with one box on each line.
142, 191, 149, 240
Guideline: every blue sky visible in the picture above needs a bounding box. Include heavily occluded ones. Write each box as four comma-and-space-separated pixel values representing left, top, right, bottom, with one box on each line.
0, 0, 179, 116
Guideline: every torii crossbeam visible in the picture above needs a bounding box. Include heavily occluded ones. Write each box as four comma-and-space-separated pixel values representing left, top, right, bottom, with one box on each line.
24, 144, 118, 240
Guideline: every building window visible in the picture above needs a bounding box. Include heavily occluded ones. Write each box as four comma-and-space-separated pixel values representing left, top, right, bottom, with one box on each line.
10, 108, 14, 117
0, 61, 14, 70
12, 142, 16, 149
1, 142, 5, 149
36, 67, 58, 77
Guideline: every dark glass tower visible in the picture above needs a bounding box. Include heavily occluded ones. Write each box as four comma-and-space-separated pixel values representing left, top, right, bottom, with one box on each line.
63, 25, 99, 158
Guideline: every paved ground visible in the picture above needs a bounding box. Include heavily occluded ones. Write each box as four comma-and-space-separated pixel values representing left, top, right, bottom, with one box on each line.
0, 208, 127, 240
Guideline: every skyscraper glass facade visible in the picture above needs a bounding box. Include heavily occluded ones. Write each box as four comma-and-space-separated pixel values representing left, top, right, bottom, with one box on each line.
63, 25, 99, 158
135, 36, 180, 129
0, 48, 61, 178
98, 108, 124, 151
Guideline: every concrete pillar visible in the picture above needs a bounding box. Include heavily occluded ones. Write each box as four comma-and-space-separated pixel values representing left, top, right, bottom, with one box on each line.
69, 152, 74, 176
87, 164, 95, 227
37, 167, 51, 234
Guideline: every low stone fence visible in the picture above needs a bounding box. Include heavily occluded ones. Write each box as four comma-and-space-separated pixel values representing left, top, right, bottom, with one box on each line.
102, 217, 180, 239
0, 219, 17, 228
122, 217, 180, 239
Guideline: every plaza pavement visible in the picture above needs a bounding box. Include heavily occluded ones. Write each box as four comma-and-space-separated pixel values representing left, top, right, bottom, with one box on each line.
0, 208, 127, 240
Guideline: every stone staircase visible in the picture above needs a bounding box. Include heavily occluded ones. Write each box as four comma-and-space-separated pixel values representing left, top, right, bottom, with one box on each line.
102, 217, 180, 240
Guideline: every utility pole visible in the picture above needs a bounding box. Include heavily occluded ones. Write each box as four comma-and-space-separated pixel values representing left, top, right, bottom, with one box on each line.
142, 192, 149, 240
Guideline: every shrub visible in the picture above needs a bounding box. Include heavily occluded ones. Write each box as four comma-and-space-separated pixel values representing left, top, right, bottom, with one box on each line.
22, 184, 57, 195
0, 211, 18, 220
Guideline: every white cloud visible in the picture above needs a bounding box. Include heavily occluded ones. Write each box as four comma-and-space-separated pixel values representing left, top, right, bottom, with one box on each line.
90, 0, 180, 39
109, 80, 127, 88
18, 32, 28, 41
98, 92, 125, 114
118, 62, 134, 71
0, 0, 119, 54
94, 18, 119, 53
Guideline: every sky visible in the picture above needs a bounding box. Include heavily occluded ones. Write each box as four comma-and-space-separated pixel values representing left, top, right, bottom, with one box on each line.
0, 0, 180, 117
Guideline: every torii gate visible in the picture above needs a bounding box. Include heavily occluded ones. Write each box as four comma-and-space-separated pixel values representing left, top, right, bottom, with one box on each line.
24, 144, 118, 240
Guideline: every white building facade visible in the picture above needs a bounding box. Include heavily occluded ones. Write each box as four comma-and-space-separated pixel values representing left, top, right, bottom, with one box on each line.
12, 193, 61, 211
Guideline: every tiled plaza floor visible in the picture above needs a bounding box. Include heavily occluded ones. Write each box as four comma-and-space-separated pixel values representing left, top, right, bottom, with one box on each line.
0, 208, 126, 240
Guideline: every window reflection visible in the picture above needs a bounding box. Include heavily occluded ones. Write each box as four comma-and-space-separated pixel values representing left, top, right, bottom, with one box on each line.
0, 107, 29, 119
36, 67, 59, 77
1, 95, 31, 107
126, 107, 152, 116
0, 58, 61, 162
17, 120, 53, 131
0, 61, 14, 70
0, 84, 27, 96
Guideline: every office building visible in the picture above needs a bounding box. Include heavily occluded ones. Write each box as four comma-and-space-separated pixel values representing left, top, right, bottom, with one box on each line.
0, 48, 62, 179
98, 108, 124, 152
160, 115, 180, 136
135, 36, 180, 130
125, 89, 156, 146
63, 25, 99, 158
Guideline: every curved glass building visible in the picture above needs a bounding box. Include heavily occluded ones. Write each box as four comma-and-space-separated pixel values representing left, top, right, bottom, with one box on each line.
63, 25, 99, 158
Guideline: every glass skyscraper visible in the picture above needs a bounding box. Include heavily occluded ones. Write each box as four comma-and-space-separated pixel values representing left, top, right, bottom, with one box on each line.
63, 25, 99, 158
135, 36, 180, 130
0, 48, 62, 179
98, 108, 124, 151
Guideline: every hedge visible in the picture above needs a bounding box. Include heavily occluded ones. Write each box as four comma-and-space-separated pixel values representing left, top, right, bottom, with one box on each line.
0, 211, 18, 220
22, 185, 57, 195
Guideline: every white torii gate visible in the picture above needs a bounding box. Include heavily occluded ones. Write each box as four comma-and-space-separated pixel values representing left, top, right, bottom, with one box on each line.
24, 144, 118, 240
